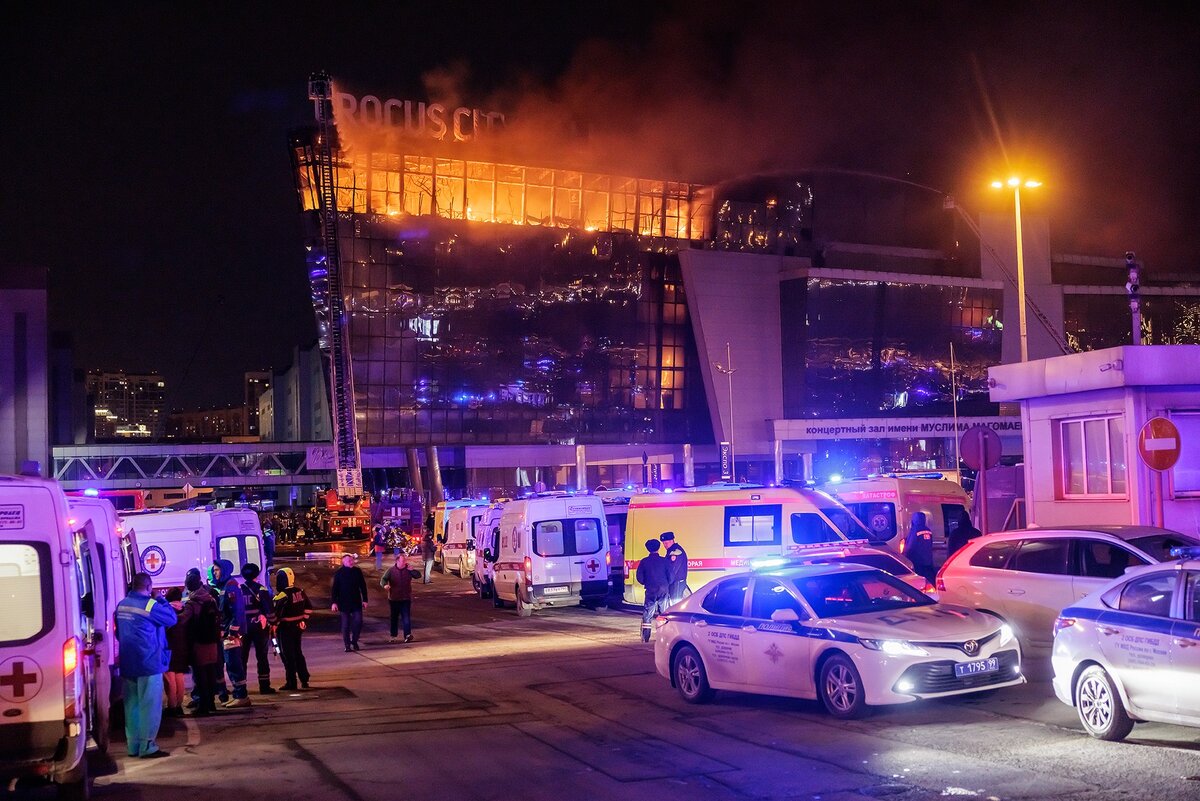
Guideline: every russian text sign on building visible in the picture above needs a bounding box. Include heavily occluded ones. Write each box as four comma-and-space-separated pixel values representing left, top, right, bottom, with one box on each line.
1138, 417, 1182, 472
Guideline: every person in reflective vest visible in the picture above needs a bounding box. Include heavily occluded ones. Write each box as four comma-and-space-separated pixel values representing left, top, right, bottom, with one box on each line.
212, 559, 250, 707
115, 572, 177, 759
273, 567, 313, 691
240, 563, 276, 694
901, 511, 936, 584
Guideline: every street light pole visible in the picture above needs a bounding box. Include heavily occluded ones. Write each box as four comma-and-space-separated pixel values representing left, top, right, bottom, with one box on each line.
992, 177, 1041, 363
714, 342, 736, 481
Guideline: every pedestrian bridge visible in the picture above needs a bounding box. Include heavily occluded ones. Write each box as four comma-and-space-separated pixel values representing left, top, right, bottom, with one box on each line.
51, 441, 335, 491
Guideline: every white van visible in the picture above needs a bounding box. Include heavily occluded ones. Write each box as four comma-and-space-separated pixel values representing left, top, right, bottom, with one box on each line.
66, 497, 140, 754
119, 508, 264, 590
471, 501, 507, 602
438, 500, 489, 577
825, 474, 970, 563
0, 475, 92, 798
622, 483, 871, 604
493, 493, 611, 616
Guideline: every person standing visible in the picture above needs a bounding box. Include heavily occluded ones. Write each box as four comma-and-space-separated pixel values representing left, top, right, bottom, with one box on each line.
635, 539, 671, 643
273, 567, 313, 690
946, 508, 982, 558
114, 572, 176, 758
901, 511, 936, 584
381, 553, 421, 643
371, 525, 387, 570
162, 587, 189, 717
179, 568, 221, 716
263, 527, 276, 568
331, 554, 369, 651
239, 563, 276, 695
212, 559, 251, 708
660, 531, 689, 605
420, 531, 437, 584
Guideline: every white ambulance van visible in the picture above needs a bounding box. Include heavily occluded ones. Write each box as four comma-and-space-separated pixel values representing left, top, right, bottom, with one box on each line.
119, 508, 264, 590
622, 483, 872, 604
438, 500, 490, 577
492, 493, 611, 616
66, 496, 140, 754
0, 475, 92, 798
471, 501, 507, 602
825, 473, 970, 564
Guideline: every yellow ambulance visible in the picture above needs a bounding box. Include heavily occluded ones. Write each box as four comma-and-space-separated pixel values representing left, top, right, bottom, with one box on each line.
824, 473, 970, 563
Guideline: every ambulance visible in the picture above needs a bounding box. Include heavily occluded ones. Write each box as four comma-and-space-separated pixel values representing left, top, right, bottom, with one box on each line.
595, 487, 661, 587
119, 508, 264, 590
437, 499, 490, 577
622, 483, 872, 604
824, 473, 970, 564
0, 475, 92, 798
65, 496, 141, 754
471, 500, 508, 602
492, 493, 611, 616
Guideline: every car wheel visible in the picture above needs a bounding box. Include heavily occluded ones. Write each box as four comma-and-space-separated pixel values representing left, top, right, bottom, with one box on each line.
515, 586, 532, 617
460, 557, 468, 578
819, 653, 871, 719
672, 644, 715, 703
471, 573, 481, 593
56, 754, 90, 801
491, 582, 504, 607
1076, 665, 1134, 741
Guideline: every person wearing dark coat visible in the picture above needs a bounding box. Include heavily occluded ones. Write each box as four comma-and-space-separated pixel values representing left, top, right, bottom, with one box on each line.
179, 568, 222, 715
274, 567, 313, 690
660, 531, 689, 605
240, 563, 276, 694
331, 554, 369, 651
212, 558, 250, 707
381, 553, 421, 642
901, 511, 936, 584
636, 539, 672, 643
946, 508, 983, 557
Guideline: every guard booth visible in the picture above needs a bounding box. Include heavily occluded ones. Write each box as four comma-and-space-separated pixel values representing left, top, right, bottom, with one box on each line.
987, 345, 1200, 532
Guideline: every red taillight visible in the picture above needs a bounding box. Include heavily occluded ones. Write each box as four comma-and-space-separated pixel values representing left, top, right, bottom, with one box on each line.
934, 563, 949, 593
1053, 616, 1077, 634
63, 637, 79, 718
654, 615, 668, 627
522, 556, 532, 584
921, 582, 935, 595
605, 551, 612, 566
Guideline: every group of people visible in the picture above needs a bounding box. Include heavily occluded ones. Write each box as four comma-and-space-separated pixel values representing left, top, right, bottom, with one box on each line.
636, 531, 689, 642
114, 560, 314, 759
331, 549, 428, 648
900, 508, 982, 584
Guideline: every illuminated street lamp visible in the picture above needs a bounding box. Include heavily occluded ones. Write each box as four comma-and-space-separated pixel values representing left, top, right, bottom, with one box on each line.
991, 177, 1041, 362
713, 342, 736, 481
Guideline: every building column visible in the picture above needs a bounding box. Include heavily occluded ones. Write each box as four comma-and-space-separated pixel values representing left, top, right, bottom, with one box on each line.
406, 447, 424, 495
683, 443, 695, 487
575, 445, 587, 491
425, 445, 443, 502
773, 439, 784, 485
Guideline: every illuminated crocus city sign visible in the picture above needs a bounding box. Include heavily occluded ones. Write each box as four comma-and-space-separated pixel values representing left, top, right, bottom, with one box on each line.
333, 92, 507, 143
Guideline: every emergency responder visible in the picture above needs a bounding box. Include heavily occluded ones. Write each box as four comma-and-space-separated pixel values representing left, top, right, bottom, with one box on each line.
212, 559, 250, 707
901, 511, 936, 584
239, 563, 276, 694
274, 567, 313, 690
114, 572, 176, 758
635, 539, 671, 642
371, 524, 388, 570
660, 531, 689, 605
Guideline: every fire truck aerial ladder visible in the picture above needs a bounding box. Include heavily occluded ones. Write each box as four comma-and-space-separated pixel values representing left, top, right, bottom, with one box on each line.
308, 72, 364, 498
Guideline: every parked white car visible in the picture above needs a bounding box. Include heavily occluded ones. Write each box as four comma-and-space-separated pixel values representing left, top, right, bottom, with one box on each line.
935, 526, 1199, 652
1051, 546, 1200, 740
654, 562, 1023, 719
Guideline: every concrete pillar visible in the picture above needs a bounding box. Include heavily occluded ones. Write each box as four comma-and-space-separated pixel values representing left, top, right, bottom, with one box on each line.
683, 444, 695, 487
406, 447, 424, 494
802, 453, 814, 482
425, 445, 443, 502
773, 439, 784, 484
575, 445, 587, 491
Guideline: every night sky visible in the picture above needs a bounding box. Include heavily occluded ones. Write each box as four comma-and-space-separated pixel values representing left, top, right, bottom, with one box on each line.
7, 2, 1199, 409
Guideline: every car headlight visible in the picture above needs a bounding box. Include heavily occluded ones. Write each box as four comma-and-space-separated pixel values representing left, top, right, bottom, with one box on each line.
998, 623, 1015, 647
858, 638, 929, 657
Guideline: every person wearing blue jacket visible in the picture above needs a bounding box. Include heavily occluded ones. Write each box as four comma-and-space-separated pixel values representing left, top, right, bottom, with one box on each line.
115, 572, 177, 759
211, 558, 251, 707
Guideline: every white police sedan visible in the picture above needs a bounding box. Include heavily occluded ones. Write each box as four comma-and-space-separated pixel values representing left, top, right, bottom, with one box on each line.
1052, 547, 1200, 741
653, 561, 1024, 718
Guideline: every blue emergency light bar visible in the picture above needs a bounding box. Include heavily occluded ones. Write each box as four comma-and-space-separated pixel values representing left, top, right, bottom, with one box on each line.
1168, 546, 1200, 560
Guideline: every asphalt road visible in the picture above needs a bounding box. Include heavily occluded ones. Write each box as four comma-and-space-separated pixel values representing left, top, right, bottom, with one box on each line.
10, 556, 1200, 801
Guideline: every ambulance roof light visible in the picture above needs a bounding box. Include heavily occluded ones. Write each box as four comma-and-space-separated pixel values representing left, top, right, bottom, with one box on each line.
1169, 546, 1200, 560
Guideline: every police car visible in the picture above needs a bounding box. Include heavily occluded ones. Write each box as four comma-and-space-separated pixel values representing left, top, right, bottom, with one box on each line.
654, 561, 1023, 718
1051, 546, 1200, 741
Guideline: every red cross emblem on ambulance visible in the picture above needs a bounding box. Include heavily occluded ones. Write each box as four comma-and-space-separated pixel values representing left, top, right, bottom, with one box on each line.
0, 658, 42, 702
141, 545, 167, 576
586, 559, 600, 573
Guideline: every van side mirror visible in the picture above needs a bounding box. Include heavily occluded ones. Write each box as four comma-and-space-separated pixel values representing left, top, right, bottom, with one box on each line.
770, 608, 800, 623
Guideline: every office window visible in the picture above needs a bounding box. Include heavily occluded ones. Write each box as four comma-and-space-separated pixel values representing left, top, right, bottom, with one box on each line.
1059, 416, 1127, 497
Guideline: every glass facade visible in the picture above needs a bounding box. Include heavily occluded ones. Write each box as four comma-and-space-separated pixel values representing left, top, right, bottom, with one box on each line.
1065, 293, 1200, 352
781, 278, 1003, 418
291, 133, 711, 448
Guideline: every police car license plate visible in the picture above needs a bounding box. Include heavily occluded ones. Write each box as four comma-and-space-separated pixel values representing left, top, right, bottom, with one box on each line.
542, 585, 569, 596
954, 657, 999, 678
